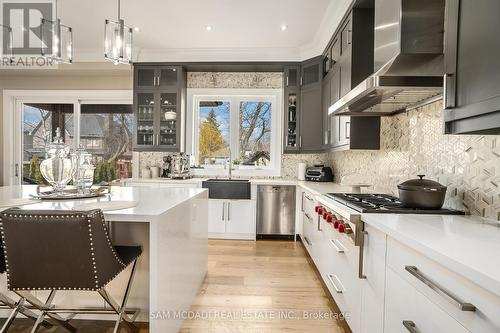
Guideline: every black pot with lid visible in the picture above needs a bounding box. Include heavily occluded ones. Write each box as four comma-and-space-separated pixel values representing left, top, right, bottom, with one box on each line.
397, 175, 447, 209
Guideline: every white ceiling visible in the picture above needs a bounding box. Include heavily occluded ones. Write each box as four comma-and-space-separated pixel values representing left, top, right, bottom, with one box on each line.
56, 0, 351, 62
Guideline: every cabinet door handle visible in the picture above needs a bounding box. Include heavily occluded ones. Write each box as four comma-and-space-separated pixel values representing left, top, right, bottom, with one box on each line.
300, 76, 303, 86
443, 73, 456, 109
402, 321, 418, 333
301, 192, 304, 212
327, 274, 343, 293
304, 213, 312, 221
222, 202, 225, 221
304, 236, 312, 246
227, 202, 230, 221
405, 266, 476, 311
317, 216, 322, 231
329, 239, 344, 253
304, 194, 313, 202
286, 76, 289, 86
347, 30, 352, 45
299, 135, 302, 148
358, 230, 367, 279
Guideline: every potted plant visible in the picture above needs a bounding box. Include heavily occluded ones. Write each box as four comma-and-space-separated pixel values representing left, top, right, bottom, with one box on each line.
232, 159, 241, 170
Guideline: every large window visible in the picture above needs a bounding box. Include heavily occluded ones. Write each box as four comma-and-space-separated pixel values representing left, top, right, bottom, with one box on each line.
189, 89, 281, 176
22, 103, 133, 185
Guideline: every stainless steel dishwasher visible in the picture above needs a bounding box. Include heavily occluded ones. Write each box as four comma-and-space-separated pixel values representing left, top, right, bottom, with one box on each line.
256, 185, 296, 237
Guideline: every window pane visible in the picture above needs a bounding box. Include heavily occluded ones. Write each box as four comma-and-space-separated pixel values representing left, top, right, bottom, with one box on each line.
22, 103, 73, 185
80, 104, 133, 182
198, 101, 230, 167
239, 101, 272, 167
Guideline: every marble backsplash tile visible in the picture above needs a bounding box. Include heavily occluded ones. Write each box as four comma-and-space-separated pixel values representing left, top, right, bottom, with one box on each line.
187, 72, 283, 89
327, 100, 500, 220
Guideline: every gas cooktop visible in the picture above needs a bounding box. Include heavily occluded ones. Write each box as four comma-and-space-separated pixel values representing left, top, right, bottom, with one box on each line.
324, 193, 465, 215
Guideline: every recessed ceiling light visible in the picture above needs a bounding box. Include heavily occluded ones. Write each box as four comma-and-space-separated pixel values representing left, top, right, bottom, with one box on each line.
281, 24, 288, 31
206, 25, 213, 32
134, 27, 140, 32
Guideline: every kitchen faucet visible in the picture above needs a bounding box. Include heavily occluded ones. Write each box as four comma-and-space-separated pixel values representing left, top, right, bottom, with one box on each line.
225, 148, 232, 179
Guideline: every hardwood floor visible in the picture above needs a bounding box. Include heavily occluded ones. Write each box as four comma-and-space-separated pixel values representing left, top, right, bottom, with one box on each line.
1, 240, 348, 332
180, 239, 350, 333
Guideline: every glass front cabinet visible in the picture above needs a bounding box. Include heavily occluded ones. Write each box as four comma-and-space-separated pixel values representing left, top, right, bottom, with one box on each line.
133, 65, 186, 151
283, 66, 301, 152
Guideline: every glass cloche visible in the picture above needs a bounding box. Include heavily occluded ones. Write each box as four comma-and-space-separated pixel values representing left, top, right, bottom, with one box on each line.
71, 146, 95, 194
39, 127, 74, 192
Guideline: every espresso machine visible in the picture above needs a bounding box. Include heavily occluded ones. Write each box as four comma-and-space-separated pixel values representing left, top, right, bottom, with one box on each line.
162, 153, 192, 179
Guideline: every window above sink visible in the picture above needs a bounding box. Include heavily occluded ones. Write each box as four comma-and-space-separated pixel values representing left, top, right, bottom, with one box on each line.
186, 88, 282, 178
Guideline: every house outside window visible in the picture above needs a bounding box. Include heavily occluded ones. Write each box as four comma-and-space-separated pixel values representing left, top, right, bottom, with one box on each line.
22, 103, 133, 184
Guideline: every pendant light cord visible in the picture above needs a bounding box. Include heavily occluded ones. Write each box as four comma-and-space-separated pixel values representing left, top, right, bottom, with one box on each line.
117, 0, 121, 20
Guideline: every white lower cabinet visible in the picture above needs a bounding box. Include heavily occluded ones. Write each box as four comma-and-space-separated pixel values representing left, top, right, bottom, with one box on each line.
225, 200, 256, 235
207, 199, 255, 240
386, 238, 500, 333
385, 266, 470, 333
315, 215, 362, 333
360, 225, 386, 333
208, 200, 226, 234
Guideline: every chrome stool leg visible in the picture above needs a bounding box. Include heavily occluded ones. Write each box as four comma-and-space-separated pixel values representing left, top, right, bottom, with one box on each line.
99, 259, 139, 333
30, 290, 56, 333
0, 297, 24, 333
0, 293, 52, 332
15, 291, 76, 333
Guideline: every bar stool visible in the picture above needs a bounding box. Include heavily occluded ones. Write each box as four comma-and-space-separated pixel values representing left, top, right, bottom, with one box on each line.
0, 243, 54, 332
0, 208, 142, 333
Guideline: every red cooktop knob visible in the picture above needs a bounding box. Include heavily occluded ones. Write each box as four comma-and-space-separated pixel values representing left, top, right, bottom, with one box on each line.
318, 208, 323, 215
338, 224, 345, 233
326, 214, 333, 223
323, 212, 328, 219
315, 206, 320, 213
333, 220, 340, 229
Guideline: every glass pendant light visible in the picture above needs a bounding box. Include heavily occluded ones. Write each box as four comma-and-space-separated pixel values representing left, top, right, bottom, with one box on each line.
0, 24, 14, 62
40, 0, 73, 64
104, 0, 133, 65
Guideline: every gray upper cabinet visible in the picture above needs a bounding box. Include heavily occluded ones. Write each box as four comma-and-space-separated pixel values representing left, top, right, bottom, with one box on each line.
283, 57, 324, 154
321, 3, 381, 151
444, 0, 500, 134
133, 65, 186, 152
300, 56, 324, 152
339, 17, 353, 98
284, 66, 300, 152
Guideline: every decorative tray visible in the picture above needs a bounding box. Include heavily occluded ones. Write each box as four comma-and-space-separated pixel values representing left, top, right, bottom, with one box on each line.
30, 185, 111, 200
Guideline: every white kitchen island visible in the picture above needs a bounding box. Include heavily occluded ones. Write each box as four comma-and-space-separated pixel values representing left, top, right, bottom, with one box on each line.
0, 185, 209, 333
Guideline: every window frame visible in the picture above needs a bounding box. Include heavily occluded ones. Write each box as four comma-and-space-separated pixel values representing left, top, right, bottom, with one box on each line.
3, 90, 132, 185
187, 88, 282, 177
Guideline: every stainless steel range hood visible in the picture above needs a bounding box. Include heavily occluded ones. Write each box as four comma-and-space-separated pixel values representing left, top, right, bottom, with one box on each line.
329, 0, 445, 116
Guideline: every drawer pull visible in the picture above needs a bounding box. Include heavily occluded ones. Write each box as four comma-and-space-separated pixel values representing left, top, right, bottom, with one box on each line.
304, 213, 312, 221
403, 321, 419, 333
329, 239, 344, 253
327, 274, 343, 293
304, 194, 313, 202
304, 236, 312, 246
405, 266, 476, 312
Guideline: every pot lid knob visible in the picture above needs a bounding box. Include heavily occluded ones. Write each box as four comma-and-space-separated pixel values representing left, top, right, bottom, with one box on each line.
417, 175, 425, 179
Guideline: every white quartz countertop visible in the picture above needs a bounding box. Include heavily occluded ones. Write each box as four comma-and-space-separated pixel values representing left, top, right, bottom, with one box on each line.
0, 185, 207, 222
361, 213, 500, 297
124, 177, 354, 194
